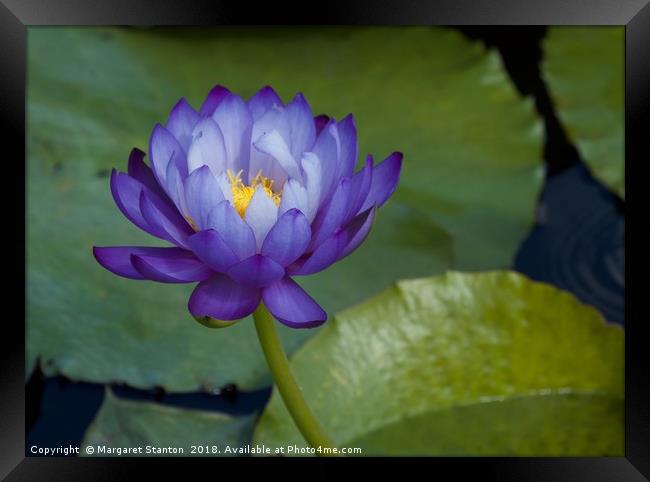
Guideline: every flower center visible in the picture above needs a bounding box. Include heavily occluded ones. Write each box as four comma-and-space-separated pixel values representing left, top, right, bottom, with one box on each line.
227, 169, 282, 217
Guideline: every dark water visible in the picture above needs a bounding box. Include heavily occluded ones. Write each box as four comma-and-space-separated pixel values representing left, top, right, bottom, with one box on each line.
26, 371, 271, 453
514, 163, 624, 324
26, 27, 624, 453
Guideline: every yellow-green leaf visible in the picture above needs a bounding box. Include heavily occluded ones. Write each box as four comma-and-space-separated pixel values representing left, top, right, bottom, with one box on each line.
254, 271, 623, 455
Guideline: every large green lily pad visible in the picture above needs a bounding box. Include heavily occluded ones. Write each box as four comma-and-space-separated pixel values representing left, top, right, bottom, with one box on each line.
544, 27, 624, 197
81, 389, 256, 456
27, 27, 542, 391
253, 271, 623, 455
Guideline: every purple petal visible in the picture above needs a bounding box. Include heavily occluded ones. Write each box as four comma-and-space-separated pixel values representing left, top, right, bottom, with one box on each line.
344, 155, 373, 223
314, 115, 330, 136
308, 177, 352, 250
149, 124, 188, 186
165, 160, 190, 219
111, 170, 164, 238
215, 171, 234, 204
288, 232, 346, 276
139, 190, 193, 249
261, 209, 311, 266
206, 200, 257, 260
244, 187, 279, 251
312, 120, 341, 203
127, 148, 169, 202
212, 93, 253, 175
300, 152, 322, 222
286, 93, 316, 160
339, 205, 377, 258
226, 254, 284, 288
253, 130, 301, 181
131, 252, 213, 283
189, 273, 260, 321
184, 165, 225, 230
336, 114, 358, 180
278, 178, 309, 220
187, 117, 228, 176
93, 246, 190, 280
166, 98, 200, 153
248, 86, 283, 120
187, 229, 239, 273
199, 85, 231, 117
262, 276, 327, 328
249, 106, 291, 186
359, 152, 403, 212
289, 206, 375, 275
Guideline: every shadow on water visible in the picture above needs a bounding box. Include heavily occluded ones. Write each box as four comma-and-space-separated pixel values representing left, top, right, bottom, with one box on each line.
26, 364, 271, 453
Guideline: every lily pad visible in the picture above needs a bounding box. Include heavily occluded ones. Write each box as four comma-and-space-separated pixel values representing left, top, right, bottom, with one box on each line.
544, 27, 624, 197
27, 27, 542, 391
81, 389, 256, 456
253, 271, 623, 455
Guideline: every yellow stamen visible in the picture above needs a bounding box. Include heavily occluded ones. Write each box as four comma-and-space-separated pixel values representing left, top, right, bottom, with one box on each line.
228, 169, 282, 217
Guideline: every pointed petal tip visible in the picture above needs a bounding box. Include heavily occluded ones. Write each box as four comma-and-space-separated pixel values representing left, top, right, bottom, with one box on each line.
292, 91, 308, 104
193, 163, 212, 176
386, 151, 404, 171
260, 85, 277, 94
92, 245, 110, 265
249, 85, 283, 105
208, 84, 230, 94
199, 85, 232, 117
129, 147, 146, 158
387, 151, 403, 184
358, 151, 402, 211
172, 96, 190, 108
284, 207, 303, 217
91, 245, 103, 262
219, 89, 248, 105
93, 246, 145, 280
341, 112, 356, 125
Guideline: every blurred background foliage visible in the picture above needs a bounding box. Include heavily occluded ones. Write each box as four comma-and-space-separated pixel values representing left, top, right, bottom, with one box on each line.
543, 27, 624, 198
26, 26, 624, 455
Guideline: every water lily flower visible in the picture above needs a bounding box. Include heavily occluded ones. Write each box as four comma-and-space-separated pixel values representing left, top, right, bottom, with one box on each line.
93, 85, 402, 328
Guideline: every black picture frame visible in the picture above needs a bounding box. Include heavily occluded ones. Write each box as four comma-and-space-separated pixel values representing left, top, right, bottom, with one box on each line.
3, 1, 648, 479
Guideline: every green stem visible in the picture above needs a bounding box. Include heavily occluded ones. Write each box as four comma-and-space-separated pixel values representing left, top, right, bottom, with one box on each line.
253, 303, 335, 453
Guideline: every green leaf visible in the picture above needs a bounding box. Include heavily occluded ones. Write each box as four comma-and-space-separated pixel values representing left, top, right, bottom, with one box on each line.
253, 271, 623, 455
27, 27, 542, 391
81, 389, 256, 457
544, 27, 624, 197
